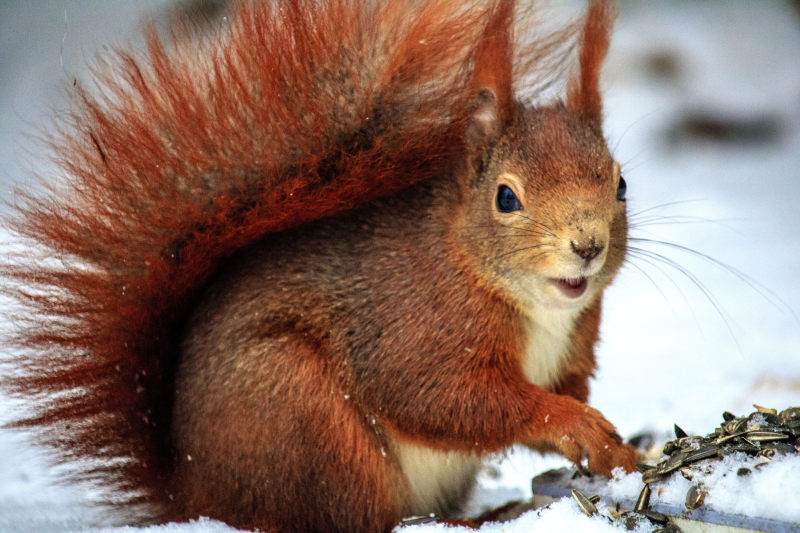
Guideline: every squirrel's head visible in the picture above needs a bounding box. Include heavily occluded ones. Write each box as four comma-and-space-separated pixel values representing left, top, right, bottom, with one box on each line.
454, 91, 626, 313
453, 0, 622, 313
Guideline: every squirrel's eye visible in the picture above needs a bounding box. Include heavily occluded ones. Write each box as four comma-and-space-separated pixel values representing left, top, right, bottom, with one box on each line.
616, 176, 627, 202
496, 185, 523, 213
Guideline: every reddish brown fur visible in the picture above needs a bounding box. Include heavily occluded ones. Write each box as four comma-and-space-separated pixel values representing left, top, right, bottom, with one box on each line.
472, 0, 515, 126
1, 1, 633, 532
568, 0, 615, 123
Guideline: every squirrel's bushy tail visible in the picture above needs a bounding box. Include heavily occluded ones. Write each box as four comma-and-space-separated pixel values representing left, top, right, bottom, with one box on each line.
1, 0, 599, 518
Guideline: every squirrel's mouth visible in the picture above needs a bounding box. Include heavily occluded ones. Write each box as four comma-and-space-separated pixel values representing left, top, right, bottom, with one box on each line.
550, 277, 588, 299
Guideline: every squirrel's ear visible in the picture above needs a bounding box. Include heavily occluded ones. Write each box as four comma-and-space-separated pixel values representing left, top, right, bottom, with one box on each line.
465, 88, 500, 159
566, 0, 615, 126
465, 0, 515, 162
471, 0, 514, 127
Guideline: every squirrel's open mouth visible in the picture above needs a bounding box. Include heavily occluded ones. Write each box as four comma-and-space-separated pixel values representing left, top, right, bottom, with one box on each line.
551, 277, 588, 299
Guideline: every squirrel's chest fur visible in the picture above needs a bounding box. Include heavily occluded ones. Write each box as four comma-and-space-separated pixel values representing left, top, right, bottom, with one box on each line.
520, 308, 578, 389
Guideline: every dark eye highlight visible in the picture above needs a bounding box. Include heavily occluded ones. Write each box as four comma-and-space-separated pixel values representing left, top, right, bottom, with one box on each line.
616, 176, 627, 202
496, 185, 523, 213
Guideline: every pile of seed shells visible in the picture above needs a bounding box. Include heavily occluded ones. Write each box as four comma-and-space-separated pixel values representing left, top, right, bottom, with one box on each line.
571, 405, 800, 532
641, 405, 800, 485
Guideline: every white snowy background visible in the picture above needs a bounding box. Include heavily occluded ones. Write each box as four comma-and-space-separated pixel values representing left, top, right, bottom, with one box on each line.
1, 1, 799, 532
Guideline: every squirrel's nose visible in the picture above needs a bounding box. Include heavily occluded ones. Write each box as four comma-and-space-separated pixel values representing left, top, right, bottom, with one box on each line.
570, 240, 604, 262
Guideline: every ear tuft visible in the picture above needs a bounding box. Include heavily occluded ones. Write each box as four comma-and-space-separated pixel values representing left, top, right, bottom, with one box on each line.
472, 0, 515, 127
567, 0, 615, 125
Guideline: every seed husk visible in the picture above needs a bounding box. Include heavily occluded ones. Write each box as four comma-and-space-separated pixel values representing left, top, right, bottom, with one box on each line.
685, 485, 706, 510
642, 469, 665, 484
571, 489, 597, 517
745, 431, 789, 442
639, 509, 669, 524
656, 452, 687, 475
684, 445, 720, 464
724, 417, 748, 435
753, 404, 777, 415
719, 442, 760, 456
634, 484, 651, 512
715, 431, 746, 444
778, 406, 800, 422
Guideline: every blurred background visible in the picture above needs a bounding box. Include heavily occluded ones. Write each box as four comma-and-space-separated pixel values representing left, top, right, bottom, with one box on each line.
1, 1, 799, 531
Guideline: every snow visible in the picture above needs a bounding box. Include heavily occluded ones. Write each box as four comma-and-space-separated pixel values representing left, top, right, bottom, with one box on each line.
396, 498, 642, 533
1, 1, 799, 532
90, 519, 243, 533
605, 453, 800, 523
609, 453, 800, 524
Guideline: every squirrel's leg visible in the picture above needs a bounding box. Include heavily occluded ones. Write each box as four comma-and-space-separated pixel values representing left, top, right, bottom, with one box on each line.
171, 333, 405, 533
515, 385, 638, 475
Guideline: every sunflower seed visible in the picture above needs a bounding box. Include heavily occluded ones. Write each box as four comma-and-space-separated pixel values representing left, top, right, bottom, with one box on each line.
642, 469, 665, 484
571, 489, 597, 517
634, 484, 651, 512
639, 509, 668, 524
745, 431, 789, 442
684, 445, 720, 464
656, 452, 687, 475
685, 485, 706, 510
753, 404, 777, 415
778, 407, 800, 423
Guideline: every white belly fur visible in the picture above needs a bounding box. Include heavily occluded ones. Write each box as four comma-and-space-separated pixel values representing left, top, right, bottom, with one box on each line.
521, 307, 578, 389
392, 438, 480, 516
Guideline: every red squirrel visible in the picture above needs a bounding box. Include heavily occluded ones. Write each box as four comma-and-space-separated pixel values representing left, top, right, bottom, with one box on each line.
2, 0, 637, 531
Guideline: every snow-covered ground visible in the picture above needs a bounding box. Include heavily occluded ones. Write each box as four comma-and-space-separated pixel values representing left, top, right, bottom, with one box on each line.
1, 1, 799, 532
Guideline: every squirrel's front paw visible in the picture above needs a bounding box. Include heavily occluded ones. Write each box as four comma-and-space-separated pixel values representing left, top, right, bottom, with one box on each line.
528, 397, 638, 476
562, 404, 637, 476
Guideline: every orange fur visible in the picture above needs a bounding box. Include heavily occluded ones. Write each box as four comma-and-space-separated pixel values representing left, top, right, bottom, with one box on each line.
1, 1, 634, 532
